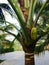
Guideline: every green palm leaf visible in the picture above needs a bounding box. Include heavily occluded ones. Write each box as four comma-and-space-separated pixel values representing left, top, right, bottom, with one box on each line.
8, 0, 31, 45
35, 0, 48, 25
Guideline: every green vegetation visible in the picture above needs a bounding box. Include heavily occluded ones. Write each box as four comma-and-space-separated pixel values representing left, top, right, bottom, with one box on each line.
0, 0, 49, 54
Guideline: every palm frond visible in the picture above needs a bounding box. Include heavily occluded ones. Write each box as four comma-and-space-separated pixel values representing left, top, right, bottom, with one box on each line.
0, 8, 5, 23
27, 0, 35, 28
8, 0, 25, 22
0, 28, 20, 42
8, 0, 31, 45
0, 19, 21, 33
35, 0, 48, 25
36, 30, 48, 43
0, 3, 14, 17
24, 0, 29, 8
35, 34, 49, 53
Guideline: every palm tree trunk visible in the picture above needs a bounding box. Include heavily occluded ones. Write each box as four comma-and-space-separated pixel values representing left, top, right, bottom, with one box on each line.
18, 0, 29, 22
18, 0, 35, 65
22, 43, 35, 65
25, 53, 35, 65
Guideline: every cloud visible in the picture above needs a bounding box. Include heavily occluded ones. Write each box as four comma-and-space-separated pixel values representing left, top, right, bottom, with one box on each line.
0, 0, 8, 3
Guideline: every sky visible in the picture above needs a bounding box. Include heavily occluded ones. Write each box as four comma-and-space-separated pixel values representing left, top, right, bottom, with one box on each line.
0, 0, 8, 3
0, 0, 20, 28
0, 0, 20, 41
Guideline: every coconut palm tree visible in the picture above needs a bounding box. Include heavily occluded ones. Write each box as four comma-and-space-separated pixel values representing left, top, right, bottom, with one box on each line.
0, 0, 49, 65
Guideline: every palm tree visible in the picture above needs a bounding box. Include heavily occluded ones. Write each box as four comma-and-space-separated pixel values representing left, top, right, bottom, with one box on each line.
18, 0, 29, 21
0, 0, 49, 65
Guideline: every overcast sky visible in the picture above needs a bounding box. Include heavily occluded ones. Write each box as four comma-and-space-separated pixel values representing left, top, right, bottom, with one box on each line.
0, 0, 8, 3
0, 0, 20, 41
0, 0, 20, 30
